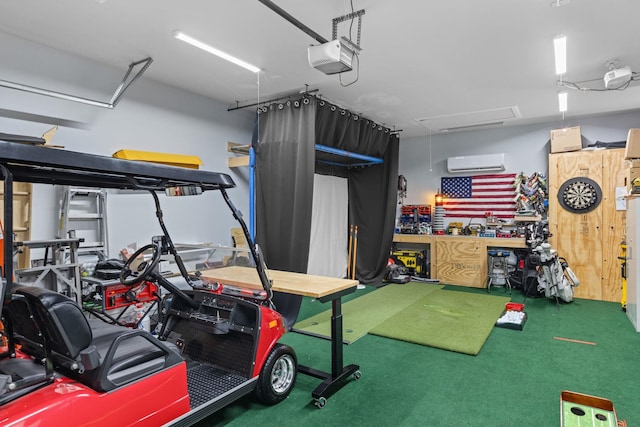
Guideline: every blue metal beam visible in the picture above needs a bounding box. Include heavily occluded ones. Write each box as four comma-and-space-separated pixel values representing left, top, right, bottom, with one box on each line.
315, 144, 383, 165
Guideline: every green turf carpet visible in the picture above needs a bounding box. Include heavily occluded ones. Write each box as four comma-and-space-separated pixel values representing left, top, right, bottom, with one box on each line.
293, 282, 442, 343
369, 289, 510, 355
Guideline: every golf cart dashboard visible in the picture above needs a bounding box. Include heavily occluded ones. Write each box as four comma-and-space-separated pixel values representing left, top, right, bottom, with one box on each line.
169, 291, 259, 335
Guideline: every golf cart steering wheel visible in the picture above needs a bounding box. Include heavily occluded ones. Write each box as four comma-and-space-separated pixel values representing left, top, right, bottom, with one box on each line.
120, 243, 162, 287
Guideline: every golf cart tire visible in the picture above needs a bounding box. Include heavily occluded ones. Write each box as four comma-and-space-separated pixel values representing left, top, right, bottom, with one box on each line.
255, 343, 297, 405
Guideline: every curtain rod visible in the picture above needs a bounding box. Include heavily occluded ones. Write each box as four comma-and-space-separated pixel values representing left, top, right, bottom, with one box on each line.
229, 90, 403, 135
227, 88, 319, 112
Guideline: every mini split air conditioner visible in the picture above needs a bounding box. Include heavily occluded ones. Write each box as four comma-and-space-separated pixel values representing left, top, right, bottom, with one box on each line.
308, 40, 354, 75
447, 153, 506, 173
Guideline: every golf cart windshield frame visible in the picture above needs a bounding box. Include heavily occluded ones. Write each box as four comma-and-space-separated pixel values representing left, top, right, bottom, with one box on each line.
0, 140, 267, 309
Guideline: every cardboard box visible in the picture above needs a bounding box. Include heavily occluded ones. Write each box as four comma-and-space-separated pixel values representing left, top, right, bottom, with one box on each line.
624, 128, 640, 159
625, 159, 640, 168
550, 126, 582, 153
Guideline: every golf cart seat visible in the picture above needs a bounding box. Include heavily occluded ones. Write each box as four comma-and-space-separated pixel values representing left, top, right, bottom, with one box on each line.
4, 285, 183, 393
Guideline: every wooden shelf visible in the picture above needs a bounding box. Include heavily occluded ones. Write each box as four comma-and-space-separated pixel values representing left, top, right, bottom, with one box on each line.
0, 191, 29, 196
513, 215, 542, 222
227, 156, 250, 168
227, 141, 251, 154
227, 141, 250, 168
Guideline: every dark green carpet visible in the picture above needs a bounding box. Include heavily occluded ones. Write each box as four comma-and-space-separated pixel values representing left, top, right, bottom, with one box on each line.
195, 287, 640, 426
293, 282, 442, 343
369, 289, 510, 355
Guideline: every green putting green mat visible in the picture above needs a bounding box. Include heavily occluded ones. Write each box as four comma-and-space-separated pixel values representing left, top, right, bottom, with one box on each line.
293, 282, 442, 343
369, 289, 510, 355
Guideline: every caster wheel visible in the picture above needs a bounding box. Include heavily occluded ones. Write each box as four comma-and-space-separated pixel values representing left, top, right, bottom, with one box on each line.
353, 370, 362, 381
315, 397, 327, 409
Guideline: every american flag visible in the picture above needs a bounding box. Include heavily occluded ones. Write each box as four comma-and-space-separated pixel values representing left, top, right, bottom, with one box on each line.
440, 173, 517, 219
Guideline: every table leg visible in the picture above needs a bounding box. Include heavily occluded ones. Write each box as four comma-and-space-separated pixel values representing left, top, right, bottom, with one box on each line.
297, 295, 360, 406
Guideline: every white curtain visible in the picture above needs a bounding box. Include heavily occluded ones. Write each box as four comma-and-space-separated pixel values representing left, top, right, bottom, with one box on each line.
307, 174, 348, 277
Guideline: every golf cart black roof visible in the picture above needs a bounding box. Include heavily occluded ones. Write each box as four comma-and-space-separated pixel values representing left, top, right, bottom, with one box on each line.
0, 140, 236, 190
0, 139, 240, 309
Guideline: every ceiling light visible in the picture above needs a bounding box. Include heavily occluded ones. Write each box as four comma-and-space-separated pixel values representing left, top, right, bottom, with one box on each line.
554, 34, 567, 75
558, 91, 568, 112
173, 31, 261, 73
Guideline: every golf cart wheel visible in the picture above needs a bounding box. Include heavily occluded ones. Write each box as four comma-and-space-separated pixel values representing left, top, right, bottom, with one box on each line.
255, 343, 297, 405
315, 397, 327, 409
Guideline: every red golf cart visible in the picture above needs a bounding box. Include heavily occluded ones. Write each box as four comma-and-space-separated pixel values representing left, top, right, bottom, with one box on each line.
0, 139, 296, 426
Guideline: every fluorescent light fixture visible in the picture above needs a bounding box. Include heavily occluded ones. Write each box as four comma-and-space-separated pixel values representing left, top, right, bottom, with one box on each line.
558, 91, 568, 112
554, 34, 567, 75
173, 31, 261, 73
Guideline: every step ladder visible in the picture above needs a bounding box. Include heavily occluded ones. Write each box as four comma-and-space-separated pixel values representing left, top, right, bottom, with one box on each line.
58, 186, 109, 261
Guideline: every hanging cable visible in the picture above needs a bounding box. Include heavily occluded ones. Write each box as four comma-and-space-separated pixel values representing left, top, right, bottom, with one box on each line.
428, 127, 433, 172
339, 53, 360, 87
557, 72, 639, 92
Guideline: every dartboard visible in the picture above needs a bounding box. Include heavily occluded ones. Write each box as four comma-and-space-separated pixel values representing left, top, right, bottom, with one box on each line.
557, 177, 602, 214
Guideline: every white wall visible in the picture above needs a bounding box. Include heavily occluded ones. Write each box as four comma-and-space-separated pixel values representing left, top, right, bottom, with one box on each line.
0, 31, 254, 259
398, 110, 640, 209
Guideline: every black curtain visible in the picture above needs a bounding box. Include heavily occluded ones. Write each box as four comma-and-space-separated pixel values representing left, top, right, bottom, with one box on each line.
253, 100, 316, 274
316, 102, 400, 283
254, 97, 399, 284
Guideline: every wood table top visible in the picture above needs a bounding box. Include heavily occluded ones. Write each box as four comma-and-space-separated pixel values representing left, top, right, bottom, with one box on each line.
199, 266, 359, 299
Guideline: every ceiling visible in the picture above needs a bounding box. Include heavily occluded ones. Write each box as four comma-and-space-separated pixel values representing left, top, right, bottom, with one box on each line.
1, 0, 639, 138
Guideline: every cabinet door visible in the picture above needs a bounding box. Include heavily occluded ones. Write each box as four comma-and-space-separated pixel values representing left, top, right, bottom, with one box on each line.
436, 238, 483, 287
601, 150, 625, 302
549, 151, 603, 300
549, 149, 624, 302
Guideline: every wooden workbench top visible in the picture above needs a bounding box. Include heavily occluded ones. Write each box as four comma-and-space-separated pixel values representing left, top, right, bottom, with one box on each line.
199, 266, 358, 299
393, 233, 528, 248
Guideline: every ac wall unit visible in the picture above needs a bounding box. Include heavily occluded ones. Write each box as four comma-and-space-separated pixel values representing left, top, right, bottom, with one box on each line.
447, 153, 506, 173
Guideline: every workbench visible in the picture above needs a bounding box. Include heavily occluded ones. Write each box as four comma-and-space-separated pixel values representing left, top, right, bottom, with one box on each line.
393, 234, 528, 288
199, 265, 360, 405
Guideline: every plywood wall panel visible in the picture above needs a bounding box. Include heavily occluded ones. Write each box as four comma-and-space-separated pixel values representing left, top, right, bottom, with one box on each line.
0, 182, 32, 269
549, 149, 625, 302
601, 149, 625, 302
550, 151, 603, 300
436, 238, 483, 287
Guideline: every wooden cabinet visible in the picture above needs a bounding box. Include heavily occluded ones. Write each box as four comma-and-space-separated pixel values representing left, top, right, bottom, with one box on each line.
393, 234, 527, 288
0, 182, 32, 269
548, 149, 626, 302
436, 237, 483, 287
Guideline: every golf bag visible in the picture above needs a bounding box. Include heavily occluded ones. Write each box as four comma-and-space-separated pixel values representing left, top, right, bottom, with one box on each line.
524, 220, 579, 302
531, 243, 579, 303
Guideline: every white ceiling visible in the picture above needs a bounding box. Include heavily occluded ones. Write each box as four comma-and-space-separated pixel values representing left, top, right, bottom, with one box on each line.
1, 0, 639, 137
